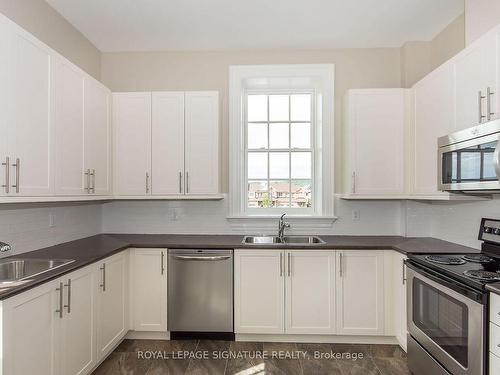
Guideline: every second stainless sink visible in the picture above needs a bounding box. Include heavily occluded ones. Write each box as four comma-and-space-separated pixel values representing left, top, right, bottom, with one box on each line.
0, 258, 75, 286
242, 235, 326, 245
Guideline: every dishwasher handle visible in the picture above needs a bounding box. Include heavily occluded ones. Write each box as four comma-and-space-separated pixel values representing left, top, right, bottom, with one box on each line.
171, 255, 231, 261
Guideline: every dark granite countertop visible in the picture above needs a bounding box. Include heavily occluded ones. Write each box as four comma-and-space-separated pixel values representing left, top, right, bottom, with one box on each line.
0, 233, 479, 300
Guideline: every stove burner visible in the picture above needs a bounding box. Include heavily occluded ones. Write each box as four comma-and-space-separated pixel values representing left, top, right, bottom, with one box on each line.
425, 255, 466, 265
463, 270, 500, 281
462, 254, 493, 263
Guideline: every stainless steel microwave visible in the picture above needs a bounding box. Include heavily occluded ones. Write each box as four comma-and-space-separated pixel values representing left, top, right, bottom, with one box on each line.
438, 119, 500, 192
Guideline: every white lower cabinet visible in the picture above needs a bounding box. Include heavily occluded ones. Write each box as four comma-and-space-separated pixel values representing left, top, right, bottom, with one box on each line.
96, 251, 128, 360
234, 250, 285, 334
3, 280, 59, 375
491, 352, 500, 375
58, 265, 96, 375
393, 252, 407, 351
130, 248, 167, 331
336, 250, 385, 335
285, 250, 336, 334
2, 264, 96, 375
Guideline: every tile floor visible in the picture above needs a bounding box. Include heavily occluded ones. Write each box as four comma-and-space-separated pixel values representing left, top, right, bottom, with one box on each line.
92, 339, 410, 375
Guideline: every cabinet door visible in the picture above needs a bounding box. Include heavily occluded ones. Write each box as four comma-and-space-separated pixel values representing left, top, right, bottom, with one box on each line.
131, 249, 167, 331
393, 252, 408, 351
336, 250, 385, 335
113, 92, 151, 196
412, 64, 455, 195
491, 352, 500, 375
0, 16, 10, 197
53, 57, 85, 195
346, 89, 406, 195
285, 250, 335, 334
234, 250, 285, 334
152, 92, 185, 195
84, 79, 111, 196
60, 265, 96, 375
8, 24, 54, 196
96, 252, 127, 360
3, 280, 59, 375
184, 91, 219, 194
454, 34, 497, 130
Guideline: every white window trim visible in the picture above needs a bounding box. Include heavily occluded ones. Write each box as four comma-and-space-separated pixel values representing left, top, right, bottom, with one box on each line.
228, 64, 335, 223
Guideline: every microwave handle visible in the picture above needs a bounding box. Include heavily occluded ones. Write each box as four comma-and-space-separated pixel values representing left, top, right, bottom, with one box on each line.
494, 143, 500, 180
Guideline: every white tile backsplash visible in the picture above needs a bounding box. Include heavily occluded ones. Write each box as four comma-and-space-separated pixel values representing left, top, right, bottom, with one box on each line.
0, 203, 102, 256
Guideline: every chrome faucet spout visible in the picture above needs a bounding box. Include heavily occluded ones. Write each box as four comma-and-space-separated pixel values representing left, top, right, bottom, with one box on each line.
278, 214, 290, 242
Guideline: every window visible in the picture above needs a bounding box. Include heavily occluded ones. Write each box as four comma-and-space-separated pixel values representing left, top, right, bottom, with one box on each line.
229, 65, 335, 220
246, 93, 314, 211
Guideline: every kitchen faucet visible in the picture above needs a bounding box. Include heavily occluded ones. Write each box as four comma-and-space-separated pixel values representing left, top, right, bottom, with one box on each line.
278, 214, 290, 242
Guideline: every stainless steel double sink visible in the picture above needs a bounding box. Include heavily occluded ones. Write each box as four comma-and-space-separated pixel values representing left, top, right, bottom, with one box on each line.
0, 258, 74, 287
242, 235, 326, 245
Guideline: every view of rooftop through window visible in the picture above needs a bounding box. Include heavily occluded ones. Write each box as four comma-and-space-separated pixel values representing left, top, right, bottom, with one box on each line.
246, 93, 313, 209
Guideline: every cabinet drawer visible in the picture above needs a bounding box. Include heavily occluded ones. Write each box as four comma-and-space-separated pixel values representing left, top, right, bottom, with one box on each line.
491, 351, 500, 375
489, 322, 500, 357
490, 293, 500, 326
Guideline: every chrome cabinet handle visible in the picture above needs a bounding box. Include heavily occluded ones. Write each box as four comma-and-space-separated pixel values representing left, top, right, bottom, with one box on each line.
351, 172, 356, 194
402, 261, 406, 285
280, 253, 283, 276
487, 87, 495, 121
186, 172, 189, 194
56, 282, 64, 318
91, 169, 96, 193
179, 172, 182, 194
339, 253, 343, 277
2, 157, 9, 194
161, 251, 165, 275
99, 264, 106, 291
84, 169, 90, 193
479, 91, 486, 124
287, 253, 291, 277
11, 158, 20, 193
64, 279, 71, 313
146, 172, 150, 194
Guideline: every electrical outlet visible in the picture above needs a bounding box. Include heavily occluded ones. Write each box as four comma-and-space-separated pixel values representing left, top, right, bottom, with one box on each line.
352, 210, 360, 221
49, 213, 55, 228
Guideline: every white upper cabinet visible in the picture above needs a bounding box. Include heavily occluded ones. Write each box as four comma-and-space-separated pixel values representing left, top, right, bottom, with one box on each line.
184, 91, 219, 195
152, 92, 185, 195
0, 16, 9, 197
84, 79, 112, 196
53, 58, 85, 196
344, 89, 408, 196
113, 92, 152, 196
453, 33, 497, 130
285, 250, 336, 334
8, 24, 54, 196
411, 64, 455, 196
336, 250, 385, 335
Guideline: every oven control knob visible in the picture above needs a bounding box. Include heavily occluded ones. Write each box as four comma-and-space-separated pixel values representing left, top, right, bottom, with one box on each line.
494, 228, 500, 235
485, 226, 493, 233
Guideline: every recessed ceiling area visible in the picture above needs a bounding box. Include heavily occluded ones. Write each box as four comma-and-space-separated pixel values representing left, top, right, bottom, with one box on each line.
45, 0, 464, 52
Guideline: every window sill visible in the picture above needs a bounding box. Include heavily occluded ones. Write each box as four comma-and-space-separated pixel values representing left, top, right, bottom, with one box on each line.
226, 215, 337, 232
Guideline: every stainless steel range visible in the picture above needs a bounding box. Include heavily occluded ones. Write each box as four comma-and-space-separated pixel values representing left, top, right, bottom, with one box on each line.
406, 218, 500, 375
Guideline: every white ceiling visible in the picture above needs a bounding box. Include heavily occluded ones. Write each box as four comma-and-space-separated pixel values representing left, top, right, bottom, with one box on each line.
45, 0, 464, 52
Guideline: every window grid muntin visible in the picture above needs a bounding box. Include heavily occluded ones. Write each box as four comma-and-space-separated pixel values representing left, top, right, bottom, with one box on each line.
245, 91, 315, 212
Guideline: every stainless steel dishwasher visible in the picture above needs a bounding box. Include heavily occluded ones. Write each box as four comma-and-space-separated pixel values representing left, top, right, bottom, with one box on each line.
168, 249, 233, 336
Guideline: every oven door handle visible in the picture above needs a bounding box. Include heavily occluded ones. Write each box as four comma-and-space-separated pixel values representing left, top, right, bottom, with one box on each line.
405, 261, 486, 304
494, 143, 500, 180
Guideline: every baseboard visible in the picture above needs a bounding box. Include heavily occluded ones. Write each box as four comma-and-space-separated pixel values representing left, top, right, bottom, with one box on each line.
235, 334, 399, 345
125, 330, 170, 340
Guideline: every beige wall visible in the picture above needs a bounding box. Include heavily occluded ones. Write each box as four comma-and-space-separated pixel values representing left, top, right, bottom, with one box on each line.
401, 14, 465, 88
101, 48, 401, 192
466, 0, 500, 45
0, 0, 101, 79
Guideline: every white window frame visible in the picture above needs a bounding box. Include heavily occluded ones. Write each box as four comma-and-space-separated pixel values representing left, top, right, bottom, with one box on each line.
244, 89, 316, 215
229, 64, 335, 221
